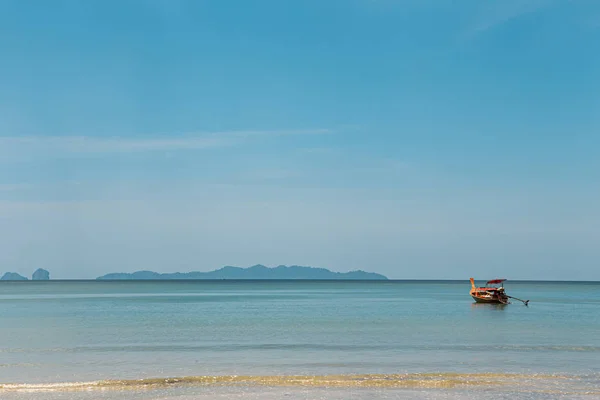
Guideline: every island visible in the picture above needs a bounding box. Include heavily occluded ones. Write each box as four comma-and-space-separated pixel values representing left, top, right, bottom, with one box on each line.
97, 264, 388, 280
1, 272, 29, 281
32, 268, 50, 280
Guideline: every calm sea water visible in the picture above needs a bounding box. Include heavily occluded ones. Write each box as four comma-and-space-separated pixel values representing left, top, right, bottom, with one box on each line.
1, 280, 599, 399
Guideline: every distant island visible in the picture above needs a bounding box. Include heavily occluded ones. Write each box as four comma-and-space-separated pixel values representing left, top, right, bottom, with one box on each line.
32, 268, 50, 280
1, 272, 28, 281
0, 268, 51, 281
97, 265, 388, 280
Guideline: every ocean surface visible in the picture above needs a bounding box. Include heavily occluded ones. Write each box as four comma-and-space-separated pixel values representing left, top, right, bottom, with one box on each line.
1, 280, 599, 399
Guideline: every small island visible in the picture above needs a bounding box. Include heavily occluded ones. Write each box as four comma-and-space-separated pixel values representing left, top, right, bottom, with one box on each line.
0, 268, 52, 281
1, 272, 29, 281
97, 264, 388, 280
32, 268, 50, 280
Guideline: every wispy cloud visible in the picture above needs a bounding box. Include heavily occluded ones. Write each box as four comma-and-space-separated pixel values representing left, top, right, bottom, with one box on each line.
584, 13, 600, 31
0, 129, 332, 159
222, 128, 332, 139
465, 0, 554, 38
0, 183, 32, 192
297, 147, 339, 155
0, 135, 235, 154
239, 168, 303, 182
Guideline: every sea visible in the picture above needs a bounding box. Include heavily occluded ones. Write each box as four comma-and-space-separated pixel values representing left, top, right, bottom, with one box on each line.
0, 280, 599, 399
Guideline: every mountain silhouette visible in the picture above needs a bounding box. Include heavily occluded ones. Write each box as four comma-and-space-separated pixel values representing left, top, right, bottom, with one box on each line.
97, 265, 387, 280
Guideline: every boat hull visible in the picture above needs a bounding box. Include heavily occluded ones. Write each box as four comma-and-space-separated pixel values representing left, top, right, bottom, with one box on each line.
471, 295, 505, 304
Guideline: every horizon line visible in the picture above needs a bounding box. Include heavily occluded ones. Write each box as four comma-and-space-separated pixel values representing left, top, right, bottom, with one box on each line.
2, 279, 599, 283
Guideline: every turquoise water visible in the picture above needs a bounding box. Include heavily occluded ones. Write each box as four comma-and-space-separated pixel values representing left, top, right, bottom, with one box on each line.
1, 280, 599, 399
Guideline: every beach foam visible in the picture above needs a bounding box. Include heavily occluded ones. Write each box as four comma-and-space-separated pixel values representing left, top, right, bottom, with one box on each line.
1, 372, 590, 393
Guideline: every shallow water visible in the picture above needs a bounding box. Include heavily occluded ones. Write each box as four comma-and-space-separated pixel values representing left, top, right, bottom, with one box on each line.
1, 280, 599, 398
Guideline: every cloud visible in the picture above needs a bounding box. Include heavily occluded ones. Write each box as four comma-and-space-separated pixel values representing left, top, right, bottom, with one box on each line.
298, 147, 339, 155
0, 183, 32, 192
225, 128, 331, 139
465, 0, 554, 38
0, 135, 235, 154
0, 128, 331, 160
584, 13, 600, 30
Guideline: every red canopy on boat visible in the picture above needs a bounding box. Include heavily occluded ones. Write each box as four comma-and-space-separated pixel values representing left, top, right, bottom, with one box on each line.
487, 279, 506, 284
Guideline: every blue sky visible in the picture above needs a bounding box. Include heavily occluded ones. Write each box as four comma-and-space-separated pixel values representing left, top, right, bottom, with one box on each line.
0, 0, 599, 279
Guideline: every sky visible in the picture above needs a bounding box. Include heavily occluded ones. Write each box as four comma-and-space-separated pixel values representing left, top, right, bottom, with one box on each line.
0, 0, 599, 280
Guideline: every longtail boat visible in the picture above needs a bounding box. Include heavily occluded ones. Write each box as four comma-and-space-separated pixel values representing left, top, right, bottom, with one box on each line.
469, 278, 510, 304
